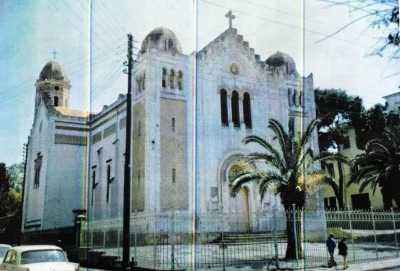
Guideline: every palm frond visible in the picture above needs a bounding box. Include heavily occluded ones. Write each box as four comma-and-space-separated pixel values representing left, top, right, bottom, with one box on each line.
268, 119, 290, 162
299, 119, 321, 148
242, 135, 286, 168
230, 171, 264, 196
245, 152, 285, 172
258, 173, 288, 202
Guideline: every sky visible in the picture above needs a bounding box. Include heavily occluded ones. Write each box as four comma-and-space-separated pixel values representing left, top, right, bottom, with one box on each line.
0, 0, 398, 165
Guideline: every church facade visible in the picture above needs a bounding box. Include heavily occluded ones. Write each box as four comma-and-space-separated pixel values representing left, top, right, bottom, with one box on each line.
22, 21, 318, 241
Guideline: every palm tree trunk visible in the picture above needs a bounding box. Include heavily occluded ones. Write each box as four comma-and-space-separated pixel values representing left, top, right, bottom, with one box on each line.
337, 160, 345, 209
285, 207, 303, 260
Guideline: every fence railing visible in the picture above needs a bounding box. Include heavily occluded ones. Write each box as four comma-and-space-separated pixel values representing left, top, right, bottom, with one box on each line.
81, 208, 400, 270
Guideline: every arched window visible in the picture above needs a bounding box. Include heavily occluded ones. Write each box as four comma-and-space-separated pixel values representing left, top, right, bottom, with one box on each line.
220, 89, 228, 126
162, 68, 167, 88
54, 96, 59, 107
168, 39, 174, 49
169, 69, 175, 89
292, 89, 297, 106
177, 71, 183, 90
231, 91, 240, 127
243, 92, 252, 129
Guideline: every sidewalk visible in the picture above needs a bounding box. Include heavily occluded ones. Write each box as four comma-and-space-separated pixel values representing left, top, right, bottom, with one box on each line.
311, 258, 400, 271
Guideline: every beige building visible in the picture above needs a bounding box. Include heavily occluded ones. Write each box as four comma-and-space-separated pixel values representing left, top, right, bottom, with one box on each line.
322, 128, 384, 210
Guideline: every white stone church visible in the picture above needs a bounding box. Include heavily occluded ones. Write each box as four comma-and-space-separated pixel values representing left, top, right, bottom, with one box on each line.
22, 17, 318, 242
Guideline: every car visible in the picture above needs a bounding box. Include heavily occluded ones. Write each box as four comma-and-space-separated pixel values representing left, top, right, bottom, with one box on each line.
0, 244, 11, 263
0, 245, 79, 271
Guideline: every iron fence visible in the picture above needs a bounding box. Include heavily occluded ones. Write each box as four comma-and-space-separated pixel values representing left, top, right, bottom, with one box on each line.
81, 208, 400, 270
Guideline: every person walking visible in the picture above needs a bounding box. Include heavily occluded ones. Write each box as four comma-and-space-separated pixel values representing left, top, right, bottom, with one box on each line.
338, 238, 348, 269
326, 234, 337, 267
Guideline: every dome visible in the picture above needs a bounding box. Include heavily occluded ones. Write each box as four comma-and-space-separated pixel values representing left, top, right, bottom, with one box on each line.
39, 61, 67, 81
140, 27, 182, 55
265, 51, 297, 74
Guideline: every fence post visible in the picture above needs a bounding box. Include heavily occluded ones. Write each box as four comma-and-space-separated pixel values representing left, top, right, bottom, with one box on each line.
153, 209, 157, 269
371, 208, 378, 260
292, 204, 299, 262
133, 210, 137, 261
222, 213, 226, 271
171, 211, 175, 271
391, 208, 399, 257
272, 206, 279, 269
347, 208, 356, 263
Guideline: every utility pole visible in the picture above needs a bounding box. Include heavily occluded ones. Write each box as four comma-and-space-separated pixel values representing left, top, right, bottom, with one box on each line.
20, 142, 29, 244
123, 33, 134, 270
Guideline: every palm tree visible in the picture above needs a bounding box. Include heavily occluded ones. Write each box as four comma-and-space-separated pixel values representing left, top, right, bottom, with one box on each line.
350, 127, 400, 209
230, 118, 343, 259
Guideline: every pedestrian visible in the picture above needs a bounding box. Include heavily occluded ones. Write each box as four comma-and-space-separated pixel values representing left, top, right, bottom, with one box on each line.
338, 238, 348, 269
326, 234, 337, 267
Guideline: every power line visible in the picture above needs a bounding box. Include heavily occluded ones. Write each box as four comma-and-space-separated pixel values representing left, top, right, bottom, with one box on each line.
200, 0, 375, 46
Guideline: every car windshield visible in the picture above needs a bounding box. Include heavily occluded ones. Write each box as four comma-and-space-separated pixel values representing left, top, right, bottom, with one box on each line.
0, 247, 9, 257
21, 249, 67, 264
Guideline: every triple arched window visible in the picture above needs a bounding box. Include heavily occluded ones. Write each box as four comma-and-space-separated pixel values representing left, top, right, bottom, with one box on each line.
161, 68, 183, 90
220, 89, 228, 126
288, 88, 303, 107
231, 91, 240, 127
243, 92, 252, 129
220, 89, 252, 129
54, 96, 59, 107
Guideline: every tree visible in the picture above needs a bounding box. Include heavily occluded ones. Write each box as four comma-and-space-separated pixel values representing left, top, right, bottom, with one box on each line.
350, 126, 400, 209
0, 163, 21, 217
320, 0, 399, 59
230, 119, 343, 259
0, 162, 22, 243
315, 88, 361, 208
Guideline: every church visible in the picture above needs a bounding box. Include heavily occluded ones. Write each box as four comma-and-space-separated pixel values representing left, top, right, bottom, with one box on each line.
21, 14, 318, 243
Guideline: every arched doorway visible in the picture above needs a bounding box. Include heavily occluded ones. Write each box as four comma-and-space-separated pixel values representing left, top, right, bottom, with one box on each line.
222, 157, 254, 232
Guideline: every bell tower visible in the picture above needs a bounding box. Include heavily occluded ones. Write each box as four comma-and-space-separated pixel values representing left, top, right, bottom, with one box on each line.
35, 60, 71, 110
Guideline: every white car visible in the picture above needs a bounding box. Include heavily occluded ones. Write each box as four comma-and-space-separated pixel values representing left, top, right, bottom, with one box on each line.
0, 245, 79, 271
0, 245, 11, 263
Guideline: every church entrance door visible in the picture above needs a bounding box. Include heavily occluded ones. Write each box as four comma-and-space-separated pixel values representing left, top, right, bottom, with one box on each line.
238, 187, 251, 232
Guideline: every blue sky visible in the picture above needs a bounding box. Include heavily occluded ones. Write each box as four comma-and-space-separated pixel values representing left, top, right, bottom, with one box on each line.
0, 0, 398, 165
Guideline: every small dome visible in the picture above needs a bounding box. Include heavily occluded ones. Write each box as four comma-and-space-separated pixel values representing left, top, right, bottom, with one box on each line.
266, 51, 297, 74
140, 27, 182, 55
39, 61, 67, 81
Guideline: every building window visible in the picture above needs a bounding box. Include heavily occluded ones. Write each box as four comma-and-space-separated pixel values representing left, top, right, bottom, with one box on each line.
172, 117, 176, 132
168, 39, 174, 49
172, 168, 176, 183
162, 68, 167, 88
177, 71, 183, 90
136, 77, 141, 93
231, 91, 240, 128
169, 69, 175, 89
288, 88, 293, 106
289, 117, 295, 134
54, 96, 59, 107
138, 121, 141, 136
351, 193, 371, 210
243, 92, 252, 129
324, 196, 337, 210
91, 167, 98, 205
142, 73, 146, 90
106, 162, 113, 203
33, 153, 43, 189
220, 89, 228, 126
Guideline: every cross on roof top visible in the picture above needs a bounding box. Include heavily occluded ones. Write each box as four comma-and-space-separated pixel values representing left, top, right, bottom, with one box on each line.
225, 10, 236, 29
52, 50, 57, 60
